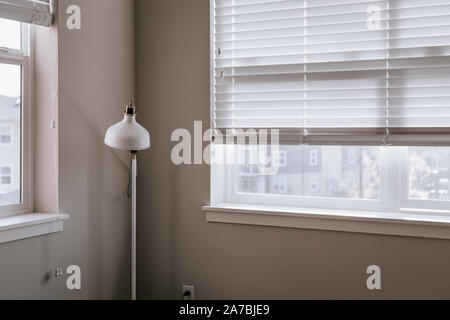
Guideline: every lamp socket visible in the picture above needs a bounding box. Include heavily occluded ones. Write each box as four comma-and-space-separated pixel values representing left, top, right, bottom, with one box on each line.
182, 285, 195, 300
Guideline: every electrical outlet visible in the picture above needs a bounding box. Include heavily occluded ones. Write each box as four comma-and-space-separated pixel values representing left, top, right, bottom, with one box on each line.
182, 285, 195, 300
54, 267, 64, 278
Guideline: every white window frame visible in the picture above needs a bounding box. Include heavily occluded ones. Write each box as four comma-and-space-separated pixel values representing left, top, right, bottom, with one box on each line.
0, 23, 33, 217
214, 145, 450, 218
223, 145, 389, 213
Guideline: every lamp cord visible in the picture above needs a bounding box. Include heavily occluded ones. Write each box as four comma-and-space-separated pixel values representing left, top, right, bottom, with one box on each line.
127, 159, 132, 199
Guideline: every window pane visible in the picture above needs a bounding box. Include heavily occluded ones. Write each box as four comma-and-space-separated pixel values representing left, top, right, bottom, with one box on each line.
0, 63, 21, 207
409, 147, 450, 201
236, 145, 381, 200
0, 18, 21, 50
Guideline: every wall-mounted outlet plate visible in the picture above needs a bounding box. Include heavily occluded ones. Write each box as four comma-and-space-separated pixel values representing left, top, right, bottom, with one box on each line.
54, 267, 64, 278
182, 285, 195, 300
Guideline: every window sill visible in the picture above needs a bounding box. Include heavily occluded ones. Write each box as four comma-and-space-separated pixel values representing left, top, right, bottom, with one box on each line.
203, 204, 450, 240
0, 213, 69, 244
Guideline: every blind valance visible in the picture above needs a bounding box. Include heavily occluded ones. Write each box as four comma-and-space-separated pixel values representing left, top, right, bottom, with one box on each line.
211, 0, 450, 145
0, 0, 53, 27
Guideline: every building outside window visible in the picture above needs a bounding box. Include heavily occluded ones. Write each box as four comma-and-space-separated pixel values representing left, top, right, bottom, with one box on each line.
0, 18, 31, 213
309, 149, 319, 167
0, 124, 13, 144
0, 166, 12, 186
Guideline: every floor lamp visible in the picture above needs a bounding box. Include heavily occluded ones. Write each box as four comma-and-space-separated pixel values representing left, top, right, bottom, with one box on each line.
104, 99, 151, 300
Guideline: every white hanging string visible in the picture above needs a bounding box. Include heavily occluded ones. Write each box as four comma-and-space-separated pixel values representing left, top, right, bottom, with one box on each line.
231, 0, 236, 133
384, 0, 391, 146
301, 0, 308, 145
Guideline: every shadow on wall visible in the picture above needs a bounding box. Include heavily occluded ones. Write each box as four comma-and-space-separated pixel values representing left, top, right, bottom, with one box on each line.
59, 90, 131, 298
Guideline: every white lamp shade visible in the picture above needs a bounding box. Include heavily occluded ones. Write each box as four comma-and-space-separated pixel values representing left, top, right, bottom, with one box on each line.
105, 114, 151, 151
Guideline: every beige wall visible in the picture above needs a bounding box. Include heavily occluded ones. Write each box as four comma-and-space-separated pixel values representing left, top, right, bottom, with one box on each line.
135, 0, 450, 299
0, 0, 135, 299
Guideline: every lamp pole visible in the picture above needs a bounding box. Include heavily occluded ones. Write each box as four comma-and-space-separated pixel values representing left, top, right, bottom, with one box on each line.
131, 151, 137, 301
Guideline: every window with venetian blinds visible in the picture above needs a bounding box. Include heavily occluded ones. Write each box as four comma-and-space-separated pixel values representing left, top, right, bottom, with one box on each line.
0, 0, 53, 27
211, 0, 450, 145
